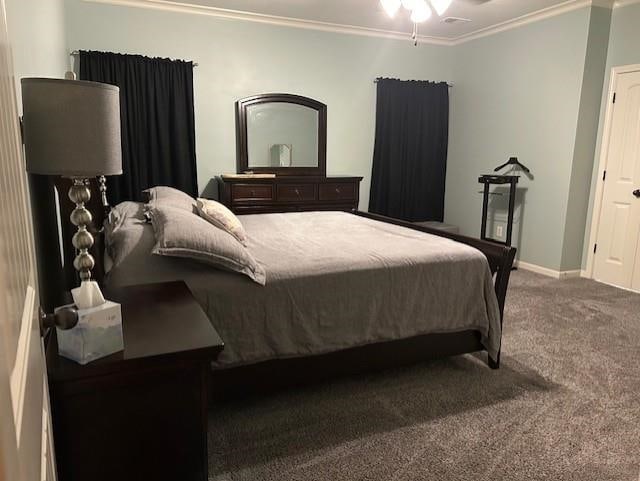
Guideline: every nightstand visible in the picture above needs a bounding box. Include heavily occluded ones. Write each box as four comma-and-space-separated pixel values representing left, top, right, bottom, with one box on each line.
46, 281, 224, 481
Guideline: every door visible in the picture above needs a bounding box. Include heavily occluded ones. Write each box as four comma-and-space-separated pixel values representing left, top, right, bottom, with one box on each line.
0, 0, 56, 479
594, 69, 640, 292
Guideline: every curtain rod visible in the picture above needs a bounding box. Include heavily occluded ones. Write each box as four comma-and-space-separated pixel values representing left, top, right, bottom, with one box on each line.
69, 51, 199, 67
374, 78, 453, 87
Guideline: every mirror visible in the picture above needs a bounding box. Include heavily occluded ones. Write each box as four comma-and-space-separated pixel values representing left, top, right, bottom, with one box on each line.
236, 94, 327, 176
247, 103, 317, 168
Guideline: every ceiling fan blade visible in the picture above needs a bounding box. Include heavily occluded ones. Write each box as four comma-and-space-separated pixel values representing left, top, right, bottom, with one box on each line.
430, 0, 453, 16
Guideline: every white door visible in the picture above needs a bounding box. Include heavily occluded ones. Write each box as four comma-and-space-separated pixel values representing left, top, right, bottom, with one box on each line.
594, 69, 640, 292
0, 0, 57, 479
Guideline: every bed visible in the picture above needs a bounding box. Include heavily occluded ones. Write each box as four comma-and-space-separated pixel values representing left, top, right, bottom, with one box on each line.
32, 175, 516, 392
36, 179, 515, 394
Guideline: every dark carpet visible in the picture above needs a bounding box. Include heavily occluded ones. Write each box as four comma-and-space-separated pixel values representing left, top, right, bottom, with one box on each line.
208, 271, 640, 480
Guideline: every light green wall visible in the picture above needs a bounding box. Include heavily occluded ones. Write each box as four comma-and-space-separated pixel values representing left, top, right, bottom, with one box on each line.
582, 1, 640, 269
561, 6, 611, 271
63, 0, 453, 208
61, 1, 633, 273
445, 8, 592, 270
6, 0, 69, 108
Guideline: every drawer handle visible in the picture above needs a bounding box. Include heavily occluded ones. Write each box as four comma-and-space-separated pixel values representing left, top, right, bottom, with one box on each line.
335, 187, 341, 194
250, 190, 256, 196
294, 188, 300, 196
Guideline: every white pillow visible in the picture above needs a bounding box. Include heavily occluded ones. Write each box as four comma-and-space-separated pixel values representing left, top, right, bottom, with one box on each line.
196, 198, 247, 246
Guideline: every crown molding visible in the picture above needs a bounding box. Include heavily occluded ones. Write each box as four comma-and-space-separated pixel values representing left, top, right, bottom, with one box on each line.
614, 0, 640, 7
449, 0, 592, 45
82, 0, 633, 47
82, 0, 453, 45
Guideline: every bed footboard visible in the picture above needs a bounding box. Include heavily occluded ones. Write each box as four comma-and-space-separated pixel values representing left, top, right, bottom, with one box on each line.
354, 211, 517, 368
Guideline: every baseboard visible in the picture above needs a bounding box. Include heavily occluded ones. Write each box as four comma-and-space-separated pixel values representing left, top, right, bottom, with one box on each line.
558, 269, 582, 280
515, 261, 582, 280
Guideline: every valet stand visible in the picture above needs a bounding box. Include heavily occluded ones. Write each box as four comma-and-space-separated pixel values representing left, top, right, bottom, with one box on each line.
478, 175, 519, 247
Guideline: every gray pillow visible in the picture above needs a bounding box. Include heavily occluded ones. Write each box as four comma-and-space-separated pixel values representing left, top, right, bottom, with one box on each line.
104, 202, 147, 255
149, 205, 266, 285
105, 212, 156, 269
107, 201, 146, 226
143, 186, 197, 213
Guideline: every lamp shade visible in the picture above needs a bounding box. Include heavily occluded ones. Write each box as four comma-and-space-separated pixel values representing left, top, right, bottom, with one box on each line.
21, 78, 122, 177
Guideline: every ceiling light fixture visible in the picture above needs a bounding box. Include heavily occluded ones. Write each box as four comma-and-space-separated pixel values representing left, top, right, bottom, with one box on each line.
410, 0, 432, 23
381, 0, 402, 17
430, 0, 453, 16
380, 0, 453, 45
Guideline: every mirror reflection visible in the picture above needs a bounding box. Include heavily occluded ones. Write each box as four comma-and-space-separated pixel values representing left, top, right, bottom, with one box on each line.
270, 144, 292, 167
246, 103, 319, 169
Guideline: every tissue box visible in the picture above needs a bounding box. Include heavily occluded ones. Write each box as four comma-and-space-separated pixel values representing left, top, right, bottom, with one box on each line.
57, 301, 124, 365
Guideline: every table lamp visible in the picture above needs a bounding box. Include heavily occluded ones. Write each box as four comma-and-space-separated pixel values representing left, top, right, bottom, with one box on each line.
21, 78, 122, 290
21, 77, 124, 364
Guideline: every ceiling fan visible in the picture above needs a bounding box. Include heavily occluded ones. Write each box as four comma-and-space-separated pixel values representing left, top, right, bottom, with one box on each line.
380, 0, 452, 22
380, 0, 490, 44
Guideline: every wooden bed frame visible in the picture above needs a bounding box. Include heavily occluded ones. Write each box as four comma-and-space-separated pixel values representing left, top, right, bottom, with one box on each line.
32, 178, 516, 396
213, 211, 515, 396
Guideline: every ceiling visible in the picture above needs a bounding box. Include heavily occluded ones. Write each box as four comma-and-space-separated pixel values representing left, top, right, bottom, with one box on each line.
147, 0, 602, 42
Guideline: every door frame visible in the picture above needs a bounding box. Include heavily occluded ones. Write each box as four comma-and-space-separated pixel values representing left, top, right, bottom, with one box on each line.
584, 63, 640, 279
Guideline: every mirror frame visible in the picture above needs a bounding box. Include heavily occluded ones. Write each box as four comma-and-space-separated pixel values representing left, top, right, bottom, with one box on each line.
235, 93, 327, 176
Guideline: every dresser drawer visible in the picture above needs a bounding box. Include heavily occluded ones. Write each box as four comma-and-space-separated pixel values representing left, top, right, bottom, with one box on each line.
318, 183, 357, 202
277, 184, 316, 202
231, 184, 274, 202
219, 176, 362, 214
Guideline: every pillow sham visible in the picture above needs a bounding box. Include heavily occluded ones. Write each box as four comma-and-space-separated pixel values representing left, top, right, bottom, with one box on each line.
108, 201, 146, 225
143, 186, 197, 213
196, 198, 247, 246
105, 211, 156, 269
104, 201, 147, 250
149, 204, 265, 285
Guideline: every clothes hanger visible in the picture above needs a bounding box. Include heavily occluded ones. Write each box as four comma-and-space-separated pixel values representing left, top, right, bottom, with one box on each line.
494, 156, 531, 174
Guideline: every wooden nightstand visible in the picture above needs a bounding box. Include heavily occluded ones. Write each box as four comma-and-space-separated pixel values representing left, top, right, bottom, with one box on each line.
46, 281, 224, 481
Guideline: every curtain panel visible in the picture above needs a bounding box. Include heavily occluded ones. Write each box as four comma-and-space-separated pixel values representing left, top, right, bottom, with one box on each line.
369, 78, 449, 222
80, 50, 198, 203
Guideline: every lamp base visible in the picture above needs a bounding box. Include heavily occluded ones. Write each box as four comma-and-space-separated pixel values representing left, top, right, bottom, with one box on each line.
68, 178, 95, 282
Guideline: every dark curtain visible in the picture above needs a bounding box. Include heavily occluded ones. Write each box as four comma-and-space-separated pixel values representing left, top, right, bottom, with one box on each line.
369, 78, 449, 222
80, 50, 198, 203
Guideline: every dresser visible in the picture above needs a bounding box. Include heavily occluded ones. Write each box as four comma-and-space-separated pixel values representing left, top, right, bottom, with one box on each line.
226, 93, 363, 214
218, 175, 363, 214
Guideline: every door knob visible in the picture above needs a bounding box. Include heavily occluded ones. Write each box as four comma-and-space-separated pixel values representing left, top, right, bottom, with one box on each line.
39, 306, 78, 336
634, 189, 640, 198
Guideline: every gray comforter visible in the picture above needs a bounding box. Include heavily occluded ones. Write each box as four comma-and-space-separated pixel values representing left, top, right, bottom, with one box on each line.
106, 209, 501, 367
